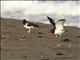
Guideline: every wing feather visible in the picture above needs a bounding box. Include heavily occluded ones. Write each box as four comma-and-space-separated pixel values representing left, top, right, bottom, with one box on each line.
56, 19, 65, 30
47, 16, 56, 30
47, 16, 55, 26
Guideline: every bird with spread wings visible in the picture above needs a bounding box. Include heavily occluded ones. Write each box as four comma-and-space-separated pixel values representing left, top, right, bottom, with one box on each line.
47, 16, 66, 38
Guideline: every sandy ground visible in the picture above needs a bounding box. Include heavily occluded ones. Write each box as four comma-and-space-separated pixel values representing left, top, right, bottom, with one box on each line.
1, 18, 80, 60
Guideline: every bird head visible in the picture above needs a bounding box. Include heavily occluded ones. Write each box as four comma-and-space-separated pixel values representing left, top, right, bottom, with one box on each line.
23, 19, 28, 25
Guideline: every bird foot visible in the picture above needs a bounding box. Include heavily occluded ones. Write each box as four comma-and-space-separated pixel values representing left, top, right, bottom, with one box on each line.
55, 34, 61, 38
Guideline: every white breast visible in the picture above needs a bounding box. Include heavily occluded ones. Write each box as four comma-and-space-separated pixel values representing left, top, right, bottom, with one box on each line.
54, 29, 64, 35
55, 22, 64, 35
24, 23, 34, 29
54, 25, 65, 35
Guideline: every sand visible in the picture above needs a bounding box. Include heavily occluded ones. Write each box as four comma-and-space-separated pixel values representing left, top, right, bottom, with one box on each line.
1, 18, 80, 60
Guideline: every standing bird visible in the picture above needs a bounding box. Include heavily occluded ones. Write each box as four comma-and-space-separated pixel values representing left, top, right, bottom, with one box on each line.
23, 19, 39, 37
47, 16, 66, 38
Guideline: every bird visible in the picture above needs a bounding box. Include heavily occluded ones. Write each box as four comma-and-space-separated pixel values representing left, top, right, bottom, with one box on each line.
47, 16, 66, 38
23, 19, 39, 37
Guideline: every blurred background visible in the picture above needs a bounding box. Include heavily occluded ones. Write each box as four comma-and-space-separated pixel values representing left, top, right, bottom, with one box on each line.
1, 1, 80, 27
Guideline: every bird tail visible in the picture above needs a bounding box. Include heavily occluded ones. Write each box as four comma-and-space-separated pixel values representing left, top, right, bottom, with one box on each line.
33, 24, 39, 28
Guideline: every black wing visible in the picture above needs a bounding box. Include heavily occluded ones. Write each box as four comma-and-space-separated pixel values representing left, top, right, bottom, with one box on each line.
27, 22, 39, 28
47, 16, 55, 26
47, 16, 56, 33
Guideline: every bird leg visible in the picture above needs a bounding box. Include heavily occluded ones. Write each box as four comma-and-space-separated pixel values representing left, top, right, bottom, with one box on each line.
28, 29, 34, 38
55, 34, 60, 38
28, 29, 31, 35
26, 29, 31, 38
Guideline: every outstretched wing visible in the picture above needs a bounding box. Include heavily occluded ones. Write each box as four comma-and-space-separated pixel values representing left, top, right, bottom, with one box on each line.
56, 19, 66, 30
47, 16, 55, 26
47, 16, 56, 31
47, 16, 56, 33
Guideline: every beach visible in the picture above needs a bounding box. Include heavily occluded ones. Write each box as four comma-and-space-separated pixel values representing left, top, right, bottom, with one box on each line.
1, 18, 80, 60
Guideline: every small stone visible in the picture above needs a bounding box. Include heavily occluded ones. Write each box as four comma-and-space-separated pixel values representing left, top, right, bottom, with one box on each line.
62, 38, 71, 42
41, 58, 49, 60
77, 36, 80, 38
40, 56, 44, 58
38, 32, 43, 34
57, 44, 61, 47
68, 44, 72, 47
56, 53, 63, 55
38, 35, 43, 38
22, 56, 28, 59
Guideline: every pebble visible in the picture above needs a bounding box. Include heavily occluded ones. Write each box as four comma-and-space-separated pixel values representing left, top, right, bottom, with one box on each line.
56, 53, 63, 55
